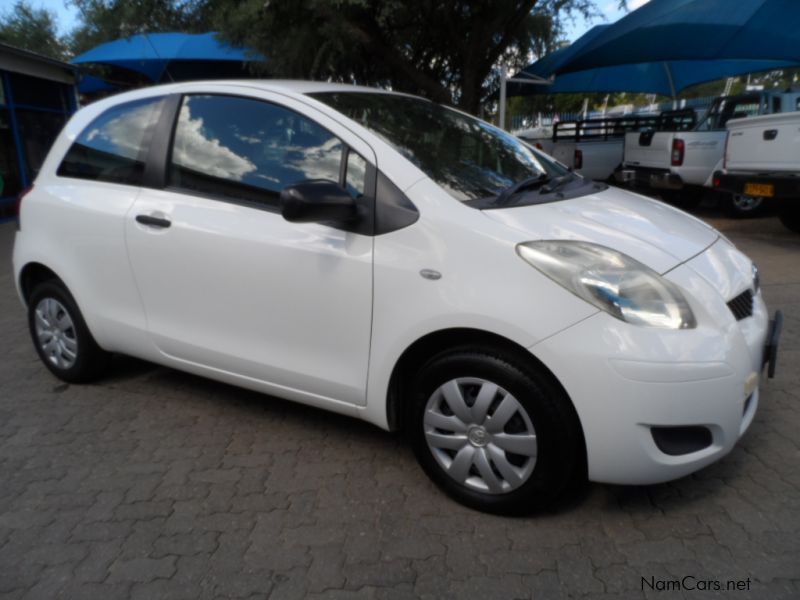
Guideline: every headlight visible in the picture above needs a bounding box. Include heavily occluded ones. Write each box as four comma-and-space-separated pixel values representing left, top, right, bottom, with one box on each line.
517, 240, 696, 329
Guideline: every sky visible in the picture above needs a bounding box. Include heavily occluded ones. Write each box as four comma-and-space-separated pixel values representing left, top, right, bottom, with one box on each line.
562, 0, 650, 42
34, 0, 650, 41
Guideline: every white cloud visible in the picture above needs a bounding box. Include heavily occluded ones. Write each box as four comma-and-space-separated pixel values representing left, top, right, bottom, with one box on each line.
629, 0, 651, 10
85, 102, 156, 159
172, 104, 256, 181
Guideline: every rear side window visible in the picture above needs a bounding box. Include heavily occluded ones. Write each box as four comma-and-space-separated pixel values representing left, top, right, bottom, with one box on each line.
168, 95, 345, 207
57, 96, 163, 186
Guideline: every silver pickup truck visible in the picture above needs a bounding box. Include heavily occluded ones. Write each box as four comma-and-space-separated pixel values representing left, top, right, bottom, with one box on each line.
714, 111, 800, 233
616, 90, 800, 214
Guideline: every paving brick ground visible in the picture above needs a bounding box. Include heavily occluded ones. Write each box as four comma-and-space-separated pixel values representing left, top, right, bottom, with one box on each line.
0, 208, 798, 600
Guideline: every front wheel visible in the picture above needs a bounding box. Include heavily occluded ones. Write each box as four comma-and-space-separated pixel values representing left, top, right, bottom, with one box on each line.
28, 280, 111, 383
408, 348, 584, 515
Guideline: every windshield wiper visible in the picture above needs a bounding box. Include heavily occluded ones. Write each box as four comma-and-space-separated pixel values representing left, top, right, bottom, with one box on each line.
494, 173, 550, 206
540, 173, 578, 195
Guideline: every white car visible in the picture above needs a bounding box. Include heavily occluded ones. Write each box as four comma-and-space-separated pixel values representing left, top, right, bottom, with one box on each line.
12, 81, 782, 514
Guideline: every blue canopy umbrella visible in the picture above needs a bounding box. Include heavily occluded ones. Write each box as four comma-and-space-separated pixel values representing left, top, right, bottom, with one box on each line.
508, 21, 799, 98
77, 74, 118, 94
71, 32, 262, 82
556, 0, 800, 74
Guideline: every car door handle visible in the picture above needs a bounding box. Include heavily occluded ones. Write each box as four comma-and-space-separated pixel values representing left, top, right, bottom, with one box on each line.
136, 214, 171, 228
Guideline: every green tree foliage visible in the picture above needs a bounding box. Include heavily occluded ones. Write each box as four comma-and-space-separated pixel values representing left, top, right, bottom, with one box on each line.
212, 0, 598, 113
0, 1, 69, 60
68, 0, 214, 55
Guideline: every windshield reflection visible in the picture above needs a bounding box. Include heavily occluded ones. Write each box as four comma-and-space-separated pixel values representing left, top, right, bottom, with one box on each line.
311, 92, 568, 202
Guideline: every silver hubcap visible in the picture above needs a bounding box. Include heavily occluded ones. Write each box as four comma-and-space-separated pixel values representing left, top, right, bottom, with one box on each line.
733, 194, 763, 211
34, 298, 78, 370
424, 377, 537, 494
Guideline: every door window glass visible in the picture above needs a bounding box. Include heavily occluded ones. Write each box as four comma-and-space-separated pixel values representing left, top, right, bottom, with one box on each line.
169, 95, 344, 206
57, 96, 163, 186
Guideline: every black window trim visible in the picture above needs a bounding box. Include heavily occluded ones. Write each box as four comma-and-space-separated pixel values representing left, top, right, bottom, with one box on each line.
142, 90, 417, 236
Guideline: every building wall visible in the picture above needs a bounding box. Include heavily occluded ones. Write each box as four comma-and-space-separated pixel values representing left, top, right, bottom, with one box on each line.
0, 50, 77, 221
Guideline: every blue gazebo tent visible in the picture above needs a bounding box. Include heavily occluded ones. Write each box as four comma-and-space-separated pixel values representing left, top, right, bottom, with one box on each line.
71, 32, 263, 83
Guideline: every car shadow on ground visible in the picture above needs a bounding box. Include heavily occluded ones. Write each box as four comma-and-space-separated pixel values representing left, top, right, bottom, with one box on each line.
96, 353, 743, 520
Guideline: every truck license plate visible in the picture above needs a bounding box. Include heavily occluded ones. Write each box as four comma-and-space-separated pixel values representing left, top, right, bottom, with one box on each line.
744, 182, 774, 197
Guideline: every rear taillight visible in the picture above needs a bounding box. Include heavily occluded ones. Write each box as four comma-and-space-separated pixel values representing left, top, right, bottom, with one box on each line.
574, 148, 583, 170
671, 139, 685, 167
535, 142, 543, 150
15, 185, 33, 228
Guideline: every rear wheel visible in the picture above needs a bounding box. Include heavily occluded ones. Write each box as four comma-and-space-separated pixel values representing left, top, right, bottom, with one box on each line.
778, 202, 800, 234
408, 347, 584, 515
727, 193, 766, 218
28, 280, 111, 383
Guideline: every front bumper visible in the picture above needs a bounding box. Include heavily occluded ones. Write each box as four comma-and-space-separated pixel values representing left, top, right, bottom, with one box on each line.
530, 244, 771, 485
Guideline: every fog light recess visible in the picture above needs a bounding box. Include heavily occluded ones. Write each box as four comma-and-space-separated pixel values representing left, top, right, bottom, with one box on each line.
651, 426, 712, 456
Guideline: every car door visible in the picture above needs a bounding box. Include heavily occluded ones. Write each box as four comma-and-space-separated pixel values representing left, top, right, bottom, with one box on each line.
124, 90, 376, 407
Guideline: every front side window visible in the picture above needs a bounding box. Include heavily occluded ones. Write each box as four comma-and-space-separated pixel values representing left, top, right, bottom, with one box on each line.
311, 92, 567, 202
169, 95, 345, 206
57, 96, 163, 185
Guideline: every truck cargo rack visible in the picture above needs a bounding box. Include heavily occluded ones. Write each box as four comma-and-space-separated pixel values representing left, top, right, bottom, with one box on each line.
553, 109, 696, 142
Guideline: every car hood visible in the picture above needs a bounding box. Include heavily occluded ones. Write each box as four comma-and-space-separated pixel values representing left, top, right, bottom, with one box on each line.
482, 187, 719, 274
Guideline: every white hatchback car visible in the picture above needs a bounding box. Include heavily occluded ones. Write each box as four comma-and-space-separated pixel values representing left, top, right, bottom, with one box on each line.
13, 81, 781, 514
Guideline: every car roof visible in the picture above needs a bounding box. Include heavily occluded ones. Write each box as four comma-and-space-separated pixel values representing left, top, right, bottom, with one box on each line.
104, 79, 417, 101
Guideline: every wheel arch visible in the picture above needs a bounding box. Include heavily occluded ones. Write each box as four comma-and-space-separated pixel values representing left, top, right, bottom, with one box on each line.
18, 262, 65, 306
385, 328, 586, 454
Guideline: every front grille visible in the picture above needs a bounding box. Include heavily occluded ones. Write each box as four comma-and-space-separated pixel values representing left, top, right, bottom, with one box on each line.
727, 289, 754, 321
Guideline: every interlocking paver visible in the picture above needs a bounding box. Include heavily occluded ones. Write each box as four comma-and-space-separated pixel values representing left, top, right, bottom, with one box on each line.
1, 212, 799, 599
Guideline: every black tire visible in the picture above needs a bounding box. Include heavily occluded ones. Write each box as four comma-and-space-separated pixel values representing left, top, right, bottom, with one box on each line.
408, 346, 584, 515
27, 280, 111, 383
726, 193, 767, 218
778, 202, 800, 234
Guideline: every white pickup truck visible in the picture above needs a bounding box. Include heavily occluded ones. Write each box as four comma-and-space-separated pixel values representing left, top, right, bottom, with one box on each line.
547, 110, 696, 181
617, 90, 800, 213
516, 125, 555, 155
713, 111, 800, 233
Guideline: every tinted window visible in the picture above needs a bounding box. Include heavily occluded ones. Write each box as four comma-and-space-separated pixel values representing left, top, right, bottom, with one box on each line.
311, 92, 567, 202
57, 96, 163, 186
169, 95, 344, 206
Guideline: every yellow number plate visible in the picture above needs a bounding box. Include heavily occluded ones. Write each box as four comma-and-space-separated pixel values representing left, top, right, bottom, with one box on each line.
744, 182, 774, 197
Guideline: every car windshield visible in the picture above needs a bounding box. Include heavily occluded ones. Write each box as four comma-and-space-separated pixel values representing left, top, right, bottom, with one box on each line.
310, 91, 568, 202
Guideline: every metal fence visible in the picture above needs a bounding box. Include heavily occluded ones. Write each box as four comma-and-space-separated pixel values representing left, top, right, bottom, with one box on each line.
510, 95, 717, 133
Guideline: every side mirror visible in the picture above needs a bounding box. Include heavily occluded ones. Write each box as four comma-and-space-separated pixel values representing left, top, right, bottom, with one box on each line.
280, 179, 358, 224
